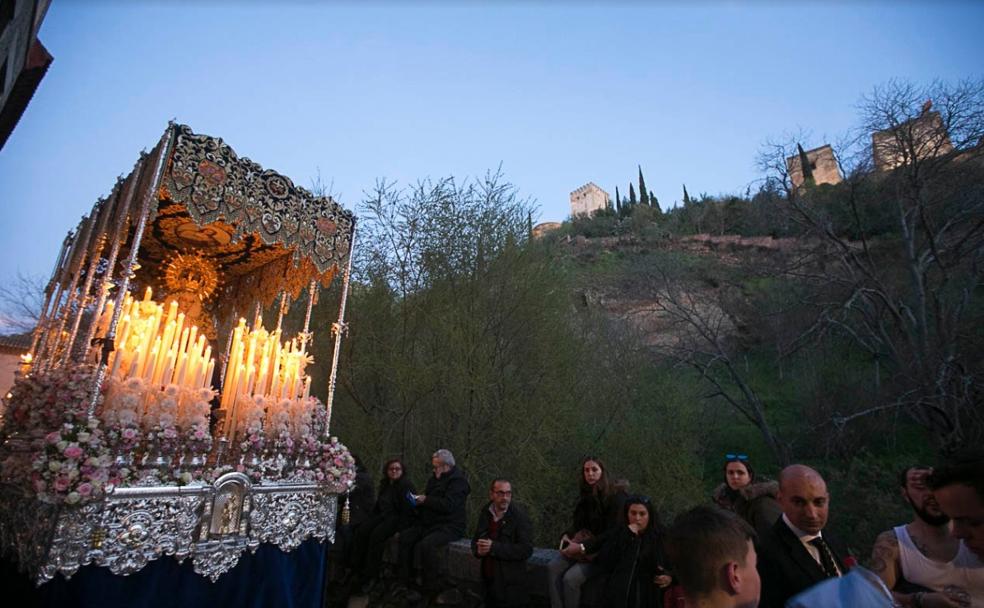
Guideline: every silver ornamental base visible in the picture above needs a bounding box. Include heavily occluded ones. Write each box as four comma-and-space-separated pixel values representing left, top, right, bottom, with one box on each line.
0, 472, 338, 584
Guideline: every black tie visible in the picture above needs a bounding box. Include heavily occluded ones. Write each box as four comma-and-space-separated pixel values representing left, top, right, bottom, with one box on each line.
808, 537, 840, 578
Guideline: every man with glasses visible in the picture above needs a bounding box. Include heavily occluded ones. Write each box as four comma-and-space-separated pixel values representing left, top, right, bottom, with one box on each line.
395, 448, 471, 600
472, 479, 534, 608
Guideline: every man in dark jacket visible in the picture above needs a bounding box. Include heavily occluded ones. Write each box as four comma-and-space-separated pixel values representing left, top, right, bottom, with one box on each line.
756, 465, 848, 608
397, 448, 471, 594
472, 479, 534, 608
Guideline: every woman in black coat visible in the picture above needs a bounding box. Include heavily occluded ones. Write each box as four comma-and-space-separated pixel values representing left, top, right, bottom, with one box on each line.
548, 456, 620, 608
595, 496, 672, 608
349, 457, 416, 585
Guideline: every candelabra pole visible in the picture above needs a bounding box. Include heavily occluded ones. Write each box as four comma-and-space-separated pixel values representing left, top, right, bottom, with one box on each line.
86, 124, 176, 420
324, 229, 356, 437
275, 291, 289, 333
300, 280, 317, 350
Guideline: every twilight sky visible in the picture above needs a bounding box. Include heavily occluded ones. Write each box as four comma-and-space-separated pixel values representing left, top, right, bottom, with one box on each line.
1, 1, 982, 287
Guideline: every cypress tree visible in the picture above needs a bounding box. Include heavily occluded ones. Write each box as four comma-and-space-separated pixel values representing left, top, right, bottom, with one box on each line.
615, 186, 621, 214
638, 166, 649, 206
650, 190, 662, 215
629, 183, 637, 206
797, 143, 816, 188
683, 184, 691, 206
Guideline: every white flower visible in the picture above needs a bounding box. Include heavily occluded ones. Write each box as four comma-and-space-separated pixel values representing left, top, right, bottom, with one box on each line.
65, 491, 80, 504
48, 461, 61, 472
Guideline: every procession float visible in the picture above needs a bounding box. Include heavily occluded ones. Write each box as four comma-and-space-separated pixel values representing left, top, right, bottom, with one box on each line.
0, 123, 358, 593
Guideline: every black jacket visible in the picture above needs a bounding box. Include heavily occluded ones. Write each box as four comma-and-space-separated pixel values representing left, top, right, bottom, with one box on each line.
567, 491, 621, 539
374, 476, 417, 525
756, 517, 848, 608
471, 502, 534, 607
417, 465, 471, 534
596, 525, 667, 608
348, 463, 376, 527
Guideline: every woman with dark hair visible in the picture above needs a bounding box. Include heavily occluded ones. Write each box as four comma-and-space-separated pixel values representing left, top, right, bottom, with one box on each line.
595, 496, 673, 608
349, 457, 416, 587
711, 453, 781, 535
547, 456, 620, 608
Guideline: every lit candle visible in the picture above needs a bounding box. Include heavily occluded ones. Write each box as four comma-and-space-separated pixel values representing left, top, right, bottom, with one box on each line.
203, 359, 215, 390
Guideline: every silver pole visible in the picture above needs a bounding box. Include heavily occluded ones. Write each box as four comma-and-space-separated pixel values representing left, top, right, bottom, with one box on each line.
299, 280, 317, 350
63, 192, 116, 366
28, 233, 72, 359
324, 230, 356, 436
275, 291, 289, 333
40, 212, 97, 370
86, 124, 176, 420
82, 169, 142, 361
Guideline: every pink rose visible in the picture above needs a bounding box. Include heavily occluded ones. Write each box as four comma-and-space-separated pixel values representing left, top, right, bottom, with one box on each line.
63, 445, 84, 460
45, 432, 60, 444
77, 482, 93, 497
122, 428, 138, 440
53, 476, 71, 492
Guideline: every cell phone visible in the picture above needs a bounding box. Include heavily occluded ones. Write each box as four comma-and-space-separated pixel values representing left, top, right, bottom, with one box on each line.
406, 491, 417, 506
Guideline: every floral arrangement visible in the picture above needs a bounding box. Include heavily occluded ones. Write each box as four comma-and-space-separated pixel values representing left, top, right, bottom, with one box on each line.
1, 363, 352, 497
2, 364, 97, 438
0, 364, 122, 505
32, 419, 115, 504
312, 436, 356, 492
101, 376, 148, 454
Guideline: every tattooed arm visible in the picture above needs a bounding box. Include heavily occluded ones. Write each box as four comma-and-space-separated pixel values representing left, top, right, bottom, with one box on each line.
868, 529, 901, 590
870, 531, 963, 608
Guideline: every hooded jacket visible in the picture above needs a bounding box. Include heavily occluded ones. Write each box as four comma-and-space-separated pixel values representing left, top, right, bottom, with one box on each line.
712, 479, 782, 536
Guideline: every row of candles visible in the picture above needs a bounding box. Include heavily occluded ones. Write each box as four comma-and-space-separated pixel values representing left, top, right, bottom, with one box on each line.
218, 318, 313, 438
103, 289, 214, 390
97, 288, 314, 440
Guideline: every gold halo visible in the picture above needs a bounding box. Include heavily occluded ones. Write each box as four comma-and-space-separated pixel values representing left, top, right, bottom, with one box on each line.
162, 253, 220, 300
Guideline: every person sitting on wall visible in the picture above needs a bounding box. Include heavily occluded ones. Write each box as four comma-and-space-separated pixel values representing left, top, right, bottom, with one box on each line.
394, 448, 471, 600
472, 478, 534, 608
594, 495, 674, 608
349, 457, 416, 592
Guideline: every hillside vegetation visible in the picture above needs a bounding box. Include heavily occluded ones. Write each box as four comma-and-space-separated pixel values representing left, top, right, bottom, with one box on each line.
292, 80, 984, 555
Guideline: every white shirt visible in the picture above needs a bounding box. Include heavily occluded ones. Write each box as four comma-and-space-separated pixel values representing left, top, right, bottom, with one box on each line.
783, 514, 842, 576
895, 524, 984, 608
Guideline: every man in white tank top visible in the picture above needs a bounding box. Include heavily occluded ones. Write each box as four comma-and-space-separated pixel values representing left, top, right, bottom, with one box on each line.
869, 466, 984, 608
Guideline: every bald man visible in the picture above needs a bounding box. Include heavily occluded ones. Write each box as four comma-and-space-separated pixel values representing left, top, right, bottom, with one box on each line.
755, 465, 848, 608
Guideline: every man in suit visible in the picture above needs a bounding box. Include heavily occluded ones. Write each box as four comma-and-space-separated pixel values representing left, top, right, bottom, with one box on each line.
756, 465, 847, 608
472, 479, 534, 608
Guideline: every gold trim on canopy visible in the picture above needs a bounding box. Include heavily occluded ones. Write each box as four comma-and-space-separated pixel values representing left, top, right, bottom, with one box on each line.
162, 124, 354, 276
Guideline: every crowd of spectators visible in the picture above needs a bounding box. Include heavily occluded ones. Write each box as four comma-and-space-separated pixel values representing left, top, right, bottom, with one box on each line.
325, 449, 983, 608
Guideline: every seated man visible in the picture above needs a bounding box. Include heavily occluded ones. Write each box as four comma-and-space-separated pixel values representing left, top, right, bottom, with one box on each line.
870, 464, 984, 607
397, 448, 471, 596
665, 505, 760, 608
472, 478, 534, 608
